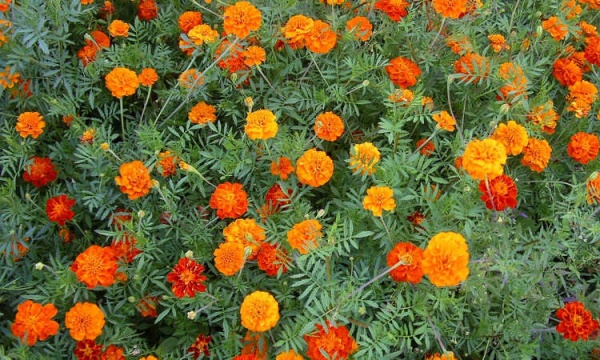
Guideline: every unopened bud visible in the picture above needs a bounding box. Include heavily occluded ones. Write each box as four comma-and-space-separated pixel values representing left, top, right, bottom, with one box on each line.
100, 143, 110, 151
128, 296, 136, 303
244, 97, 254, 110
35, 262, 45, 271
185, 250, 194, 259
187, 310, 197, 320
138, 210, 145, 218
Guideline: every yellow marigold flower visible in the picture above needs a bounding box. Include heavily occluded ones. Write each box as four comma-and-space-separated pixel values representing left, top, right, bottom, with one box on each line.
521, 138, 552, 172
491, 120, 529, 156
296, 148, 334, 187
245, 109, 278, 140
214, 242, 246, 276
240, 291, 280, 332
462, 138, 507, 180
108, 20, 129, 37
223, 1, 262, 39
223, 218, 265, 260
188, 24, 219, 45
105, 67, 139, 98
349, 142, 380, 175
422, 232, 469, 287
15, 111, 45, 139
362, 186, 396, 217
432, 110, 456, 132
287, 219, 322, 254
189, 101, 217, 124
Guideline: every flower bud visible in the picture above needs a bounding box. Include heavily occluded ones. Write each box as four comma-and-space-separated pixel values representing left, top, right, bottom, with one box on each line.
35, 262, 45, 271
185, 250, 194, 259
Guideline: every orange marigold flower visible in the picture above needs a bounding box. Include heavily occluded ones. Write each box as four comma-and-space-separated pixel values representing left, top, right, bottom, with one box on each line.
426, 351, 457, 360
178, 68, 204, 89
287, 219, 322, 254
416, 138, 435, 156
584, 36, 600, 67
462, 138, 507, 180
346, 16, 372, 41
99, 1, 115, 18
74, 339, 102, 359
567, 80, 598, 118
521, 138, 552, 172
223, 218, 266, 259
138, 0, 157, 21
110, 233, 141, 263
243, 45, 266, 67
422, 232, 469, 287
374, 0, 410, 22
488, 34, 509, 52
491, 120, 529, 156
556, 301, 599, 341
46, 194, 75, 226
114, 160, 153, 200
136, 295, 159, 318
446, 35, 473, 55
349, 142, 380, 175
77, 44, 97, 66
90, 30, 111, 49
478, 174, 518, 211
579, 21, 598, 38
240, 291, 280, 332
270, 157, 294, 180
315, 111, 344, 141
497, 63, 527, 104
209, 182, 248, 219
387, 242, 424, 284
433, 0, 467, 19
296, 148, 334, 187
65, 302, 105, 341
223, 1, 262, 39
71, 245, 118, 289
179, 11, 202, 33
188, 24, 219, 45
23, 157, 57, 188
561, 0, 582, 19
363, 185, 396, 217
305, 20, 337, 54
189, 101, 217, 124
11, 300, 59, 346
80, 128, 96, 145
101, 345, 125, 360
304, 321, 358, 360
166, 257, 207, 298
80, 0, 93, 4
216, 39, 248, 73
587, 171, 600, 204
388, 89, 414, 104
553, 58, 583, 87
105, 67, 139, 98
214, 241, 246, 276
386, 56, 422, 89
138, 68, 158, 87
527, 101, 559, 134
257, 242, 289, 276
454, 53, 490, 84
108, 20, 129, 37
158, 150, 178, 177
179, 36, 195, 56
542, 16, 568, 41
432, 110, 456, 131
319, 0, 344, 4
245, 109, 278, 140
59, 227, 75, 243
567, 132, 599, 165
188, 334, 212, 359
0, 0, 11, 11
15, 111, 45, 139
282, 15, 314, 49
276, 350, 304, 360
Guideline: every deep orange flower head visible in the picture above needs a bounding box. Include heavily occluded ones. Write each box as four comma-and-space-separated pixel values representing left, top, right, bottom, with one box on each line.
386, 56, 421, 89
90, 30, 111, 49
23, 157, 57, 188
346, 16, 372, 41
110, 233, 142, 263
15, 111, 45, 139
422, 232, 469, 287
74, 339, 103, 360
223, 218, 266, 259
158, 150, 178, 177
587, 171, 600, 204
77, 44, 97, 66
374, 0, 410, 22
488, 34, 509, 52
188, 24, 219, 45
416, 138, 435, 156
282, 15, 314, 49
65, 302, 105, 341
59, 227, 75, 243
567, 80, 598, 118
270, 157, 294, 180
71, 245, 119, 288
188, 333, 212, 358
446, 35, 473, 55
521, 138, 552, 172
433, 0, 467, 19
167, 257, 207, 298
243, 46, 266, 67
527, 101, 559, 134
240, 291, 280, 332
426, 351, 457, 360
138, 0, 158, 21
136, 295, 159, 318
114, 160, 153, 200
179, 11, 203, 33
305, 20, 337, 54
223, 1, 262, 39
542, 16, 568, 41
363, 185, 396, 217
387, 242, 424, 284
296, 149, 334, 187
138, 68, 158, 87
492, 120, 529, 156
214, 241, 246, 276
216, 39, 248, 73
276, 349, 304, 360
304, 321, 358, 360
349, 142, 380, 175
388, 89, 414, 104
584, 36, 600, 67
567, 132, 599, 165
246, 109, 278, 140
46, 194, 76, 226
462, 138, 507, 180
209, 182, 248, 219
265, 183, 292, 212
478, 174, 518, 211
189, 101, 217, 124
579, 21, 598, 38
102, 344, 125, 360
432, 110, 456, 131
11, 300, 59, 346
108, 20, 129, 37
257, 242, 289, 276
178, 68, 204, 89
99, 1, 115, 18
497, 62, 528, 103
315, 111, 344, 141
554, 58, 583, 89
556, 301, 599, 341
105, 67, 139, 98
287, 219, 322, 254
454, 53, 490, 84
0, 0, 12, 12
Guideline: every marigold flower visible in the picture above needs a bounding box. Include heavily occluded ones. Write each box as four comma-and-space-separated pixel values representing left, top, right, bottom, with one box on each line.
216, 39, 248, 73
446, 35, 473, 55
478, 174, 518, 211
567, 132, 599, 165
527, 101, 559, 134
491, 120, 529, 156
242, 45, 266, 67
305, 20, 337, 54
0, 67, 20, 89
287, 219, 322, 254
136, 295, 159, 318
188, 24, 219, 45
416, 138, 435, 156
584, 36, 600, 67
189, 101, 217, 124
138, 0, 158, 21
158, 150, 178, 177
426, 351, 457, 360
74, 339, 103, 359
0, 0, 11, 11
454, 53, 490, 83
315, 111, 344, 141
579, 21, 598, 38
296, 149, 334, 187
553, 58, 583, 87
363, 185, 396, 217
65, 302, 105, 341
102, 344, 125, 360
80, 0, 93, 4
223, 218, 266, 259
223, 1, 262, 39
349, 142, 381, 175
462, 138, 507, 180
374, 0, 410, 22
71, 245, 118, 289
433, 0, 467, 19
304, 321, 358, 360
388, 89, 414, 104
22, 157, 57, 188
188, 334, 212, 359
257, 242, 289, 276
521, 138, 552, 172
108, 20, 129, 37
556, 301, 599, 341
139, 356, 158, 360
209, 182, 248, 219
15, 111, 45, 139
240, 291, 280, 332
386, 56, 422, 89
282, 15, 314, 49
387, 242, 424, 284
567, 80, 598, 118
178, 68, 204, 89
110, 233, 142, 263
542, 16, 568, 41
90, 30, 111, 49
99, 0, 115, 18
214, 241, 246, 276
346, 16, 372, 41
80, 128, 96, 145
46, 194, 76, 226
488, 34, 509, 52
105, 67, 139, 98
587, 171, 600, 204
77, 44, 97, 66
11, 300, 59, 346
422, 232, 469, 287
245, 109, 278, 140
59, 227, 75, 243
431, 110, 456, 132
167, 257, 207, 298
270, 157, 294, 180
179, 11, 203, 33
114, 160, 153, 200
138, 68, 158, 87
276, 350, 304, 360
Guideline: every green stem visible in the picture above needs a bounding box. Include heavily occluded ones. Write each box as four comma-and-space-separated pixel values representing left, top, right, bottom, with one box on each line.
120, 97, 125, 140
140, 86, 152, 124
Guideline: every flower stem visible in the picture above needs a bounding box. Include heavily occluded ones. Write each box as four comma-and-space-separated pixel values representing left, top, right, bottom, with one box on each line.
140, 86, 152, 124
120, 97, 125, 140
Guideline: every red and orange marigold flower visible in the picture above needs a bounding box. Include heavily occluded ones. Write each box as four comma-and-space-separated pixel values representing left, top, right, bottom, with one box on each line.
296, 149, 334, 187
74, 339, 103, 359
71, 245, 119, 289
346, 16, 372, 41
223, 1, 262, 39
287, 219, 322, 254
209, 182, 248, 219
138, 68, 158, 87
23, 157, 58, 188
432, 110, 456, 132
257, 242, 289, 276
556, 301, 599, 341
542, 16, 569, 41
305, 20, 337, 54
189, 101, 217, 124
65, 302, 105, 341
387, 242, 424, 284
11, 300, 59, 346
454, 53, 490, 84
167, 257, 207, 298
304, 321, 358, 360
188, 333, 212, 359
386, 56, 422, 89
46, 194, 76, 226
158, 150, 179, 177
281, 15, 314, 49
178, 11, 202, 33
478, 174, 518, 211
433, 0, 467, 19
422, 232, 470, 287
137, 0, 158, 21
587, 171, 600, 204
114, 160, 153, 200
567, 132, 599, 165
